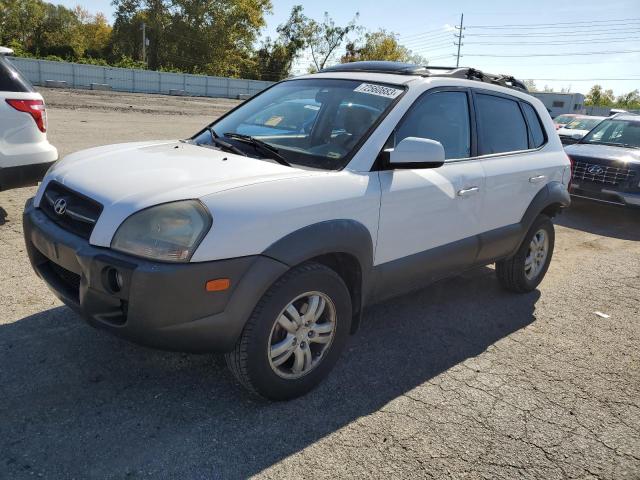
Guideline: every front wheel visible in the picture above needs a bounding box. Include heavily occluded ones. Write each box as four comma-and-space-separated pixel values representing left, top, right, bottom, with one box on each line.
496, 215, 555, 293
225, 262, 352, 400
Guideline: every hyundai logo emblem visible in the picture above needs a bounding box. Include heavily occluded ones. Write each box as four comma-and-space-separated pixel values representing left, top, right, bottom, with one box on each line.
588, 165, 604, 175
53, 198, 67, 216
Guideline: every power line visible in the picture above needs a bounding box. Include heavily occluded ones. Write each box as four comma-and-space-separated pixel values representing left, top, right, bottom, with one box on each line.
466, 37, 640, 46
464, 49, 640, 57
465, 27, 640, 37
467, 17, 640, 28
399, 28, 454, 40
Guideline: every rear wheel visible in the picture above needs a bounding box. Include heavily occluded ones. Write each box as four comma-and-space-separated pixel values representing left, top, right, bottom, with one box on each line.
496, 215, 555, 293
225, 262, 352, 400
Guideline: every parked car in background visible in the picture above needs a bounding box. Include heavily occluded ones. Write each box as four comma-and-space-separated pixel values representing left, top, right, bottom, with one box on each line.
553, 114, 581, 130
566, 113, 640, 208
0, 47, 57, 192
557, 115, 605, 145
22, 62, 570, 399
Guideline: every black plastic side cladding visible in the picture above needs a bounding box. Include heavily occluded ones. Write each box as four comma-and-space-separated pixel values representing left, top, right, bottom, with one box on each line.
262, 220, 375, 333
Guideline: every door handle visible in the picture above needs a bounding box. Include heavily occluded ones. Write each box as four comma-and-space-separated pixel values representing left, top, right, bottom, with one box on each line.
457, 186, 480, 197
529, 175, 546, 183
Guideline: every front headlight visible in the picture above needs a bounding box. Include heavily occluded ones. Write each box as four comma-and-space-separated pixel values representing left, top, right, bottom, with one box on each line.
111, 200, 212, 262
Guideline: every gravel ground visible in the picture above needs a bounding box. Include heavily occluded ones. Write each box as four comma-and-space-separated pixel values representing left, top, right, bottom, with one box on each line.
1, 88, 639, 480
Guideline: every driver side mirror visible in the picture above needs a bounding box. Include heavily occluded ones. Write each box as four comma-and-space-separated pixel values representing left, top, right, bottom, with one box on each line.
389, 137, 446, 169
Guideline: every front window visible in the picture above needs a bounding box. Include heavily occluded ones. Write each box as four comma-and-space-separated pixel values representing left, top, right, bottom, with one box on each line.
193, 79, 404, 170
582, 119, 640, 148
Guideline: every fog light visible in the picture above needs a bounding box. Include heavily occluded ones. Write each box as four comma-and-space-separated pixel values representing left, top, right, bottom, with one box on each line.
105, 267, 123, 293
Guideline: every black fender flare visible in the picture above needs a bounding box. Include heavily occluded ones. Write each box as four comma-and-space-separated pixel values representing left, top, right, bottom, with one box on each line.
262, 219, 375, 332
521, 181, 570, 229
510, 181, 570, 256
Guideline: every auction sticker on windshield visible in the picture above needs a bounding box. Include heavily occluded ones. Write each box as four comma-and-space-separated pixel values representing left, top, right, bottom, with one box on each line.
354, 83, 403, 99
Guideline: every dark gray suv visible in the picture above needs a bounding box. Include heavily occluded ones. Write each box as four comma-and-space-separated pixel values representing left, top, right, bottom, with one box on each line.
565, 114, 640, 208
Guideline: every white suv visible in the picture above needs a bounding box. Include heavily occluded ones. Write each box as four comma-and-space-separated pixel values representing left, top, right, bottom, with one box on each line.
0, 47, 58, 191
23, 62, 570, 400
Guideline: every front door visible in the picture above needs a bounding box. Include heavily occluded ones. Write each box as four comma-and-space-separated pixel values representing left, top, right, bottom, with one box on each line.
375, 89, 485, 298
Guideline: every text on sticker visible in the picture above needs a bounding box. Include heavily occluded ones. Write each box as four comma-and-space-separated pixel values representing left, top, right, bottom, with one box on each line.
354, 83, 403, 99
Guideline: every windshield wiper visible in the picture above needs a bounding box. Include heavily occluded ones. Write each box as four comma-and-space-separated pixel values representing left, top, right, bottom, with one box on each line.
224, 132, 291, 167
198, 127, 247, 156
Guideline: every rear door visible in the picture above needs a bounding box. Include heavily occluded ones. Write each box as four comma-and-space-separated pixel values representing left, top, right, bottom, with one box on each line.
375, 88, 486, 297
472, 91, 551, 234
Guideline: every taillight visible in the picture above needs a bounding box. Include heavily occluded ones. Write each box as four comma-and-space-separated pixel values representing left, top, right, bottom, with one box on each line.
6, 99, 47, 133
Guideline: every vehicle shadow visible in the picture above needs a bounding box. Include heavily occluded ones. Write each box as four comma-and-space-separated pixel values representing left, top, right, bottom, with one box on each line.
556, 197, 640, 241
0, 267, 539, 479
0, 207, 7, 225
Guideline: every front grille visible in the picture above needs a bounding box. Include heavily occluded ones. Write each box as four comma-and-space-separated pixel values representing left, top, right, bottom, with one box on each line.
572, 160, 635, 186
40, 182, 103, 239
39, 260, 81, 302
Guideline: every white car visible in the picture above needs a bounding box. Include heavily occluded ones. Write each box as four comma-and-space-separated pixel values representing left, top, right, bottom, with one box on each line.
23, 62, 570, 400
557, 115, 605, 145
0, 47, 57, 191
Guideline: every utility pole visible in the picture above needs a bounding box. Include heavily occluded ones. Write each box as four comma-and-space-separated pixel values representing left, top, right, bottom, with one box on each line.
141, 22, 147, 64
454, 13, 464, 67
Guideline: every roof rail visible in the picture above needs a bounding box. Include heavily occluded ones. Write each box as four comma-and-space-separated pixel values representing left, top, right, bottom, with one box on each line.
319, 61, 529, 93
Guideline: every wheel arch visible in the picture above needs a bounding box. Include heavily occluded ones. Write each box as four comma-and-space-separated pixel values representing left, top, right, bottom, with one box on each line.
262, 220, 375, 333
521, 181, 570, 231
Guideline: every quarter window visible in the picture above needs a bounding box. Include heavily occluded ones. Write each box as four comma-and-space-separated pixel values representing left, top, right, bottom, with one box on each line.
521, 102, 546, 148
395, 91, 471, 159
475, 94, 529, 155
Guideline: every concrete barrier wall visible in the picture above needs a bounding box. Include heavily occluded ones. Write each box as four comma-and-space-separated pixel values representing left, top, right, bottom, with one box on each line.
8, 57, 274, 99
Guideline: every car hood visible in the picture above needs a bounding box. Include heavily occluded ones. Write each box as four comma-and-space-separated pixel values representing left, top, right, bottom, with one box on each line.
36, 140, 322, 245
564, 142, 640, 165
557, 128, 588, 138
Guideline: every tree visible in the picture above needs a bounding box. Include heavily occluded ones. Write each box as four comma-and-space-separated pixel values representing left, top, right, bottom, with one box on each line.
585, 84, 615, 106
341, 30, 427, 64
617, 89, 640, 108
303, 11, 359, 72
110, 0, 272, 75
523, 79, 538, 92
243, 4, 307, 81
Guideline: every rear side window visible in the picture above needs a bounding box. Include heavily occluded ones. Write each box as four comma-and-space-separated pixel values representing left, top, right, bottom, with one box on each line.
521, 102, 546, 148
475, 94, 528, 155
0, 57, 34, 93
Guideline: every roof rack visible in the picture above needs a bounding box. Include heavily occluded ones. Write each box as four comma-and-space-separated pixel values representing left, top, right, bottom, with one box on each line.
320, 61, 528, 92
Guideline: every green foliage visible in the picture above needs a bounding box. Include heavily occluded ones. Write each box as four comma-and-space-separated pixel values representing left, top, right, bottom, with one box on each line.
304, 11, 360, 71
243, 5, 307, 81
0, 0, 112, 59
341, 30, 427, 65
585, 85, 615, 106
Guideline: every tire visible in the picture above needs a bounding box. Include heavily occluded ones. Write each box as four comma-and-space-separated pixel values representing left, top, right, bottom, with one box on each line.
496, 215, 555, 293
225, 262, 352, 400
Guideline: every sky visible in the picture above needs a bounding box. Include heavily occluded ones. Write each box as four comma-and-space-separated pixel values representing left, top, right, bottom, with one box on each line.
55, 0, 640, 95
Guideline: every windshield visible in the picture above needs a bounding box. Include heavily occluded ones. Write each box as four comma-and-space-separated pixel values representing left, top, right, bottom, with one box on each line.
554, 115, 574, 125
193, 78, 404, 170
563, 118, 603, 131
582, 119, 640, 148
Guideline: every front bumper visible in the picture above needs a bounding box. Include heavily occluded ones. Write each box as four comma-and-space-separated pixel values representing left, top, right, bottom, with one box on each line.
570, 183, 640, 208
23, 200, 289, 352
0, 160, 55, 191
